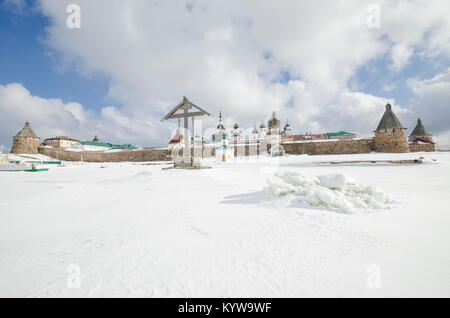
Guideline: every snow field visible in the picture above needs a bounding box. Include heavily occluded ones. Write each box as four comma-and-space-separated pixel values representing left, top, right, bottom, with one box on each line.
0, 152, 449, 297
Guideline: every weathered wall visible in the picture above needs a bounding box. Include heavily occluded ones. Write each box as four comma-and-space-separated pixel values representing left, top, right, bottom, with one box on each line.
409, 136, 433, 143
11, 137, 40, 154
176, 140, 375, 158
234, 144, 262, 157
38, 147, 170, 162
282, 139, 374, 155
409, 143, 435, 152
374, 128, 409, 153
38, 137, 430, 162
172, 144, 263, 158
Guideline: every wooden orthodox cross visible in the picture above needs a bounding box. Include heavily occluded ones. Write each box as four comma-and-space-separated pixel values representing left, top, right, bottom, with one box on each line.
161, 96, 210, 166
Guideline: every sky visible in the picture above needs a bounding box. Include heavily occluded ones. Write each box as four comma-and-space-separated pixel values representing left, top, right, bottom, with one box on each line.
0, 0, 449, 151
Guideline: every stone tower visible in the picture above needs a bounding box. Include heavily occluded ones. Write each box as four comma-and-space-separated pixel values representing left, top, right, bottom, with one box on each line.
373, 103, 409, 153
409, 118, 433, 143
11, 121, 40, 154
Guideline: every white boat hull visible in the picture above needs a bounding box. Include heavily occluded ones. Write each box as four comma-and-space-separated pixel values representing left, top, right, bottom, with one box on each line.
0, 162, 32, 171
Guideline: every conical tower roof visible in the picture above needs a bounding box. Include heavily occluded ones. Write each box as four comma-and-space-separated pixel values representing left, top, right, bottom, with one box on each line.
14, 121, 38, 138
375, 103, 404, 130
410, 118, 431, 137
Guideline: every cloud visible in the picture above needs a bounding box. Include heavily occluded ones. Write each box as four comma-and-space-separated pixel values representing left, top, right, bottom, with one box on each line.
390, 44, 413, 72
0, 83, 169, 151
36, 0, 393, 134
408, 68, 450, 149
1, 0, 449, 150
382, 0, 450, 59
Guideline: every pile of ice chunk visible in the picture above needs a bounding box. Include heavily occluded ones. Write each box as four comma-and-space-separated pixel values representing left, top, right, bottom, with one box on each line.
266, 171, 392, 213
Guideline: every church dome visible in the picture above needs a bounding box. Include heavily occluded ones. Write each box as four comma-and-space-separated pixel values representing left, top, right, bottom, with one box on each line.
268, 111, 280, 129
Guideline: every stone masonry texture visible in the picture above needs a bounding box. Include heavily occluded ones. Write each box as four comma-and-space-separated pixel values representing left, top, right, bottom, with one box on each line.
11, 137, 40, 154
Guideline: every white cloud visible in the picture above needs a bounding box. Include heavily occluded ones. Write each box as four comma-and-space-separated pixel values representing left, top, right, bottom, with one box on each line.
35, 0, 393, 135
0, 83, 169, 151
1, 0, 449, 149
382, 0, 450, 59
408, 68, 450, 149
434, 132, 450, 151
390, 44, 413, 72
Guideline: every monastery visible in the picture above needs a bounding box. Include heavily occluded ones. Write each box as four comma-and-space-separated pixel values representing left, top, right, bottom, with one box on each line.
10, 101, 435, 162
167, 102, 435, 156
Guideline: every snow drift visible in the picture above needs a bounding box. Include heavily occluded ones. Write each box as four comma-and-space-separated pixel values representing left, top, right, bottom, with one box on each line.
265, 171, 393, 213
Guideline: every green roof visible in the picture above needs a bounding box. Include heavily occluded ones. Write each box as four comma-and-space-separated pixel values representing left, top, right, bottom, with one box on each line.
326, 131, 354, 137
80, 141, 113, 147
80, 141, 138, 149
216, 144, 233, 150
110, 144, 137, 149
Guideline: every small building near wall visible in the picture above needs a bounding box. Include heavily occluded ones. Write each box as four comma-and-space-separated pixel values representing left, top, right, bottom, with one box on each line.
43, 136, 79, 148
110, 144, 138, 150
70, 141, 113, 151
168, 127, 184, 151
215, 133, 234, 162
326, 131, 356, 140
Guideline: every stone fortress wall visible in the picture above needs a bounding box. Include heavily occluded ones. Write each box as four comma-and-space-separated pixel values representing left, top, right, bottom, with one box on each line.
38, 147, 170, 162
24, 102, 434, 162
282, 139, 375, 155
38, 136, 433, 162
408, 143, 435, 153
39, 135, 435, 162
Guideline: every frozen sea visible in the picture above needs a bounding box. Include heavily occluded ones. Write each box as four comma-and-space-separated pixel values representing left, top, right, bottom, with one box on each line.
0, 152, 449, 297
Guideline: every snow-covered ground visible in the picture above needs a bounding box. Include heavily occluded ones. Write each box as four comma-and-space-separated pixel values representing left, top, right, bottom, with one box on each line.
0, 152, 449, 297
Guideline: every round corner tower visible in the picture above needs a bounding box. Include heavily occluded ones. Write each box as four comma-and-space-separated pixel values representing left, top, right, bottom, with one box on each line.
409, 118, 433, 143
373, 103, 409, 153
11, 121, 40, 154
